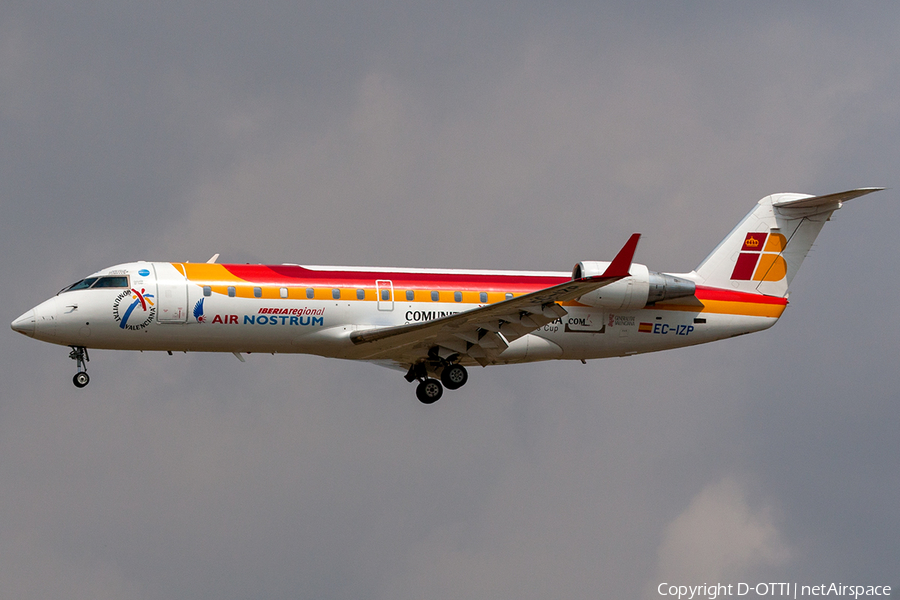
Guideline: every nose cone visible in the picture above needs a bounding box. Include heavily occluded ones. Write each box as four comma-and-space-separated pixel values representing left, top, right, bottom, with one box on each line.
11, 309, 36, 337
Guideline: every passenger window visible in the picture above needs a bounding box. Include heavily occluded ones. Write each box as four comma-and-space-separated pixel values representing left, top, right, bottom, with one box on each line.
454, 291, 462, 302
356, 289, 365, 300
480, 292, 488, 303
254, 287, 262, 298
280, 287, 288, 298
431, 291, 439, 302
406, 290, 414, 301
306, 288, 314, 299
381, 289, 390, 301
227, 286, 236, 297
203, 286, 212, 297
332, 288, 341, 300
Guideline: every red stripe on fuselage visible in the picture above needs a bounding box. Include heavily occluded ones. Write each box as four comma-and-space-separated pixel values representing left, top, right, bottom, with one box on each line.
217, 266, 787, 306
693, 285, 787, 305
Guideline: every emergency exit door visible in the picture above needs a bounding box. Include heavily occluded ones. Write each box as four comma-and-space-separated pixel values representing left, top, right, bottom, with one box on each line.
376, 280, 394, 311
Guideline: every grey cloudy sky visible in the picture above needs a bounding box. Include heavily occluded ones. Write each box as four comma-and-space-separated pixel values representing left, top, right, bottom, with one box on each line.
2, 3, 898, 599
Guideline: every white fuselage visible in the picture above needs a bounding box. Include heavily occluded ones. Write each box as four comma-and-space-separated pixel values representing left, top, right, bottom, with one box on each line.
16, 261, 782, 368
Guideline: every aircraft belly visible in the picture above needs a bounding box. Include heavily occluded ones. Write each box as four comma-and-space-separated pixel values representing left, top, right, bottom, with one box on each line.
547, 307, 778, 360
492, 335, 563, 364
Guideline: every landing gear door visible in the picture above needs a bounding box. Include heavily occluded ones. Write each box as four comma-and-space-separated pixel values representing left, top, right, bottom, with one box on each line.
154, 263, 189, 323
376, 280, 394, 311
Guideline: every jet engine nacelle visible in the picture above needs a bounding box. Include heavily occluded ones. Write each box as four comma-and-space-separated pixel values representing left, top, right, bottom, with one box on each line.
571, 261, 696, 310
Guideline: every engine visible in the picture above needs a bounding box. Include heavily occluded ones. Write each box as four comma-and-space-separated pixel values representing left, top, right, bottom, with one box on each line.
571, 261, 696, 310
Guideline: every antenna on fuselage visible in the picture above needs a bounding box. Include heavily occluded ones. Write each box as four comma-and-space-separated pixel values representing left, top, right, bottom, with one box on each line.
206, 254, 220, 264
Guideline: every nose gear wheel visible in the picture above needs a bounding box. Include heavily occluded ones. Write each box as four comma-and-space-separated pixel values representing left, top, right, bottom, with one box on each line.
68, 346, 90, 388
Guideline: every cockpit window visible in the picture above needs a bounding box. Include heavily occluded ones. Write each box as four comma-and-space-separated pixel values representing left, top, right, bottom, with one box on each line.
59, 275, 129, 294
92, 276, 129, 288
61, 277, 99, 293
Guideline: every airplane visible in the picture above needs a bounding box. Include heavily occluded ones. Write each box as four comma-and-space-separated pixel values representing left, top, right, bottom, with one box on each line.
11, 187, 882, 404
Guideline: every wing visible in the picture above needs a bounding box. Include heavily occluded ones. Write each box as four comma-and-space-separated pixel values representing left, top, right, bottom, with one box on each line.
350, 234, 641, 366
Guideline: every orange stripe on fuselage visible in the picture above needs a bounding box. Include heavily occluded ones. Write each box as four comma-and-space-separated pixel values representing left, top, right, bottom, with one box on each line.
655, 285, 787, 318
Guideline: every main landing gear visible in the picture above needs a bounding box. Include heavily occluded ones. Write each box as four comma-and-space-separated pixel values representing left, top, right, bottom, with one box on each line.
407, 361, 469, 405
69, 346, 90, 388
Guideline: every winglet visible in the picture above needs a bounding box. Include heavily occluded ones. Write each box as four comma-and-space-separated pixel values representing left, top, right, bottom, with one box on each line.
600, 233, 641, 278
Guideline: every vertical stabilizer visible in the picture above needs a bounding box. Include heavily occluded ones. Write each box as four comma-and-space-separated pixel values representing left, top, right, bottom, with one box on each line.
693, 188, 882, 297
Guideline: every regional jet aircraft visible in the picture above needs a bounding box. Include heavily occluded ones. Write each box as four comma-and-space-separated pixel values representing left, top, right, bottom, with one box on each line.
12, 188, 881, 403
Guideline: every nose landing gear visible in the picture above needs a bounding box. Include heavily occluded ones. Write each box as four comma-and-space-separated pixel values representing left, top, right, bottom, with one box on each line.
69, 346, 90, 388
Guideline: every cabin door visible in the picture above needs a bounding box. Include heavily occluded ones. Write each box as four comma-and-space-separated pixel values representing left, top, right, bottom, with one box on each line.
155, 263, 189, 323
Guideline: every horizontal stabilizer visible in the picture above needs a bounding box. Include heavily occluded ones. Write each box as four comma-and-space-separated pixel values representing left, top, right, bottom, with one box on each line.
772, 187, 884, 209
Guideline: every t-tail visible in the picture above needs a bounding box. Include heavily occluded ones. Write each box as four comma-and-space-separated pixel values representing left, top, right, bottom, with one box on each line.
692, 188, 883, 297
